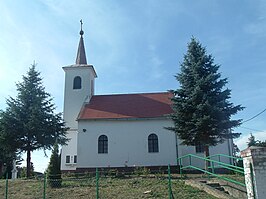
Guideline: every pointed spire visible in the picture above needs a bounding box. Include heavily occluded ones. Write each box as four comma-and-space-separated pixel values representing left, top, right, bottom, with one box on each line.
75, 19, 87, 65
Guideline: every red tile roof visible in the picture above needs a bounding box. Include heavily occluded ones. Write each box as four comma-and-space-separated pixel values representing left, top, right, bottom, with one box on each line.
78, 92, 173, 120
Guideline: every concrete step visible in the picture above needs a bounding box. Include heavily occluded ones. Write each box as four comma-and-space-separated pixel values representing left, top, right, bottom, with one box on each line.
206, 182, 231, 195
215, 186, 227, 192
206, 182, 220, 187
185, 179, 235, 199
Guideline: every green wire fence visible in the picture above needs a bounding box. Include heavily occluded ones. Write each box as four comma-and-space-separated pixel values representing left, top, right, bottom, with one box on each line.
1, 166, 174, 199
1, 154, 247, 199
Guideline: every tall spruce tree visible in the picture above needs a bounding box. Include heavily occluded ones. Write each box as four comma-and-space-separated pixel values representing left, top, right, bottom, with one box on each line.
168, 38, 243, 170
0, 64, 68, 178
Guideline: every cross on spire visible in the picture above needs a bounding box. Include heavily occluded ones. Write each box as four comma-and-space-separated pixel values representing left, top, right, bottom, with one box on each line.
76, 19, 87, 64
80, 19, 84, 36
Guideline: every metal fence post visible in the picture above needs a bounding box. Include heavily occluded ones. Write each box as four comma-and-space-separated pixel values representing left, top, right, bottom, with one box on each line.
96, 168, 99, 199
211, 161, 215, 174
5, 173, 8, 199
43, 174, 46, 199
168, 164, 172, 199
179, 158, 183, 177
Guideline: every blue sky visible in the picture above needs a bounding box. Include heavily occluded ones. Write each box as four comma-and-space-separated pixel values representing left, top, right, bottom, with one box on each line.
0, 1, 266, 172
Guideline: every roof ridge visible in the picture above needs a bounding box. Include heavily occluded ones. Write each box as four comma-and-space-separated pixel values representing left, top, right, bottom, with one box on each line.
92, 91, 170, 97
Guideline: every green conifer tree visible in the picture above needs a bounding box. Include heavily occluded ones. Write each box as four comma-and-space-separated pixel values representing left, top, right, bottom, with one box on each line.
0, 64, 68, 178
247, 133, 266, 147
247, 133, 257, 147
47, 142, 62, 188
167, 38, 243, 170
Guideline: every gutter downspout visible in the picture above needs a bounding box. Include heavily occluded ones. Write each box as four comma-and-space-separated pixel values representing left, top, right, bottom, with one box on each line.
175, 133, 179, 165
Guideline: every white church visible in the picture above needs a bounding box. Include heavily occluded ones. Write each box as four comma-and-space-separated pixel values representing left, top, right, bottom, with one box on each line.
60, 25, 234, 172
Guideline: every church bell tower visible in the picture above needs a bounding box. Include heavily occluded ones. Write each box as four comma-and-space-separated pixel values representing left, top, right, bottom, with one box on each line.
61, 20, 97, 171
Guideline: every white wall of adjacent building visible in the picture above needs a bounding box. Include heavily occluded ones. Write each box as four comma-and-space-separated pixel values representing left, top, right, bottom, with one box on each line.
178, 138, 233, 168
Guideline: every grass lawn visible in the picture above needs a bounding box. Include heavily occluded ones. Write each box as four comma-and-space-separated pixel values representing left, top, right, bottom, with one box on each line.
0, 176, 218, 199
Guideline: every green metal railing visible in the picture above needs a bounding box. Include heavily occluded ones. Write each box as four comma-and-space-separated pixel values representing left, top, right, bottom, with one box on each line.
178, 154, 245, 187
208, 153, 243, 162
208, 154, 242, 165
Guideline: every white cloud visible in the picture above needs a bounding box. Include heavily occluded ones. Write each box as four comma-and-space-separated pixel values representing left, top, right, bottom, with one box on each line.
243, 1, 266, 38
244, 22, 266, 37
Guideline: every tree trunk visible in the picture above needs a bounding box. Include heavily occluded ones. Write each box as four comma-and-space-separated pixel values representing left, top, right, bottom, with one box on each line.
26, 150, 31, 178
204, 145, 210, 171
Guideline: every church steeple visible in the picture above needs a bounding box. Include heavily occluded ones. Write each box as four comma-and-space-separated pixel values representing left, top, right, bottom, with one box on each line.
75, 19, 87, 65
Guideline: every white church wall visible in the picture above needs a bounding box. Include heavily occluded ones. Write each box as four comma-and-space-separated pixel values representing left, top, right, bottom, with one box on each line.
77, 119, 177, 168
61, 130, 78, 171
63, 66, 95, 129
61, 65, 96, 171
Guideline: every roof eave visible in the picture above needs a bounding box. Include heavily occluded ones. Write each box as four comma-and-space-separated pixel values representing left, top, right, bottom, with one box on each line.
62, 64, 97, 78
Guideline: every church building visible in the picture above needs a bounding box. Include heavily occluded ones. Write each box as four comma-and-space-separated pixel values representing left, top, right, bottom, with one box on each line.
60, 24, 234, 172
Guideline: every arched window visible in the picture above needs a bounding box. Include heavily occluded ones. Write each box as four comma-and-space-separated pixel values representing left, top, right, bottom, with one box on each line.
73, 76, 82, 89
148, 133, 159, 153
98, 135, 108, 154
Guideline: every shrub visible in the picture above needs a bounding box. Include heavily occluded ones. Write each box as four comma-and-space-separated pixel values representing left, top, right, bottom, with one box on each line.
47, 143, 62, 188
